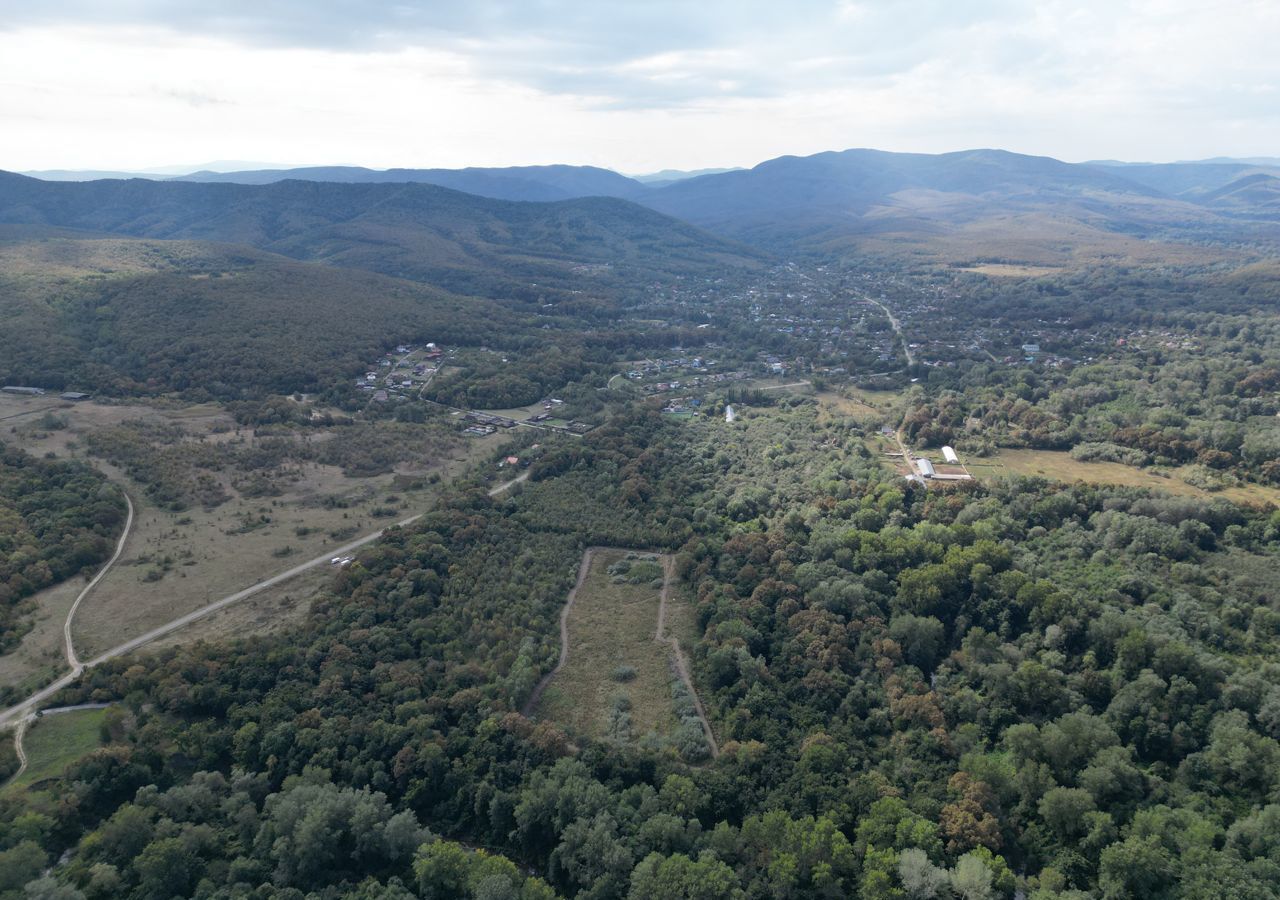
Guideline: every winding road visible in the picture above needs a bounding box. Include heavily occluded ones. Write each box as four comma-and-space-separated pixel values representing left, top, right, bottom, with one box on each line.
4, 703, 111, 788
65, 493, 134, 671
0, 470, 530, 731
521, 547, 597, 717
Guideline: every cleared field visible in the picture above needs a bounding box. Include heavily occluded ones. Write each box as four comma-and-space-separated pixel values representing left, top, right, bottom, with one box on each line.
536, 550, 678, 742
0, 578, 82, 704
959, 264, 1063, 278
0, 392, 506, 691
978, 449, 1280, 506
815, 390, 884, 422
4, 708, 106, 793
144, 565, 327, 651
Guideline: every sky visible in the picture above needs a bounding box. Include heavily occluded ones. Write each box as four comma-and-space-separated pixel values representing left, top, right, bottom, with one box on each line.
1, 0, 1278, 173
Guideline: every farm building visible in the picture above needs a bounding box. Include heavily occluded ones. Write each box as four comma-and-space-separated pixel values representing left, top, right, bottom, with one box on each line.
942, 446, 959, 464
915, 458, 936, 478
2, 386, 44, 395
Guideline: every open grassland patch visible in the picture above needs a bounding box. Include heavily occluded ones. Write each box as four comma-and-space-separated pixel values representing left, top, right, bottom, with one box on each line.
0, 577, 81, 706
958, 263, 1065, 278
145, 565, 327, 652
815, 390, 884, 422
0, 394, 507, 690
536, 550, 678, 743
979, 449, 1280, 506
4, 708, 107, 794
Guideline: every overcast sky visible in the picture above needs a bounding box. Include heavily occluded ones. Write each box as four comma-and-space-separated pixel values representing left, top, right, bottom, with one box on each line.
1, 0, 1277, 173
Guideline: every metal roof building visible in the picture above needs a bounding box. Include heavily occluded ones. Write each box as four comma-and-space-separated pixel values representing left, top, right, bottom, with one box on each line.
942, 446, 959, 464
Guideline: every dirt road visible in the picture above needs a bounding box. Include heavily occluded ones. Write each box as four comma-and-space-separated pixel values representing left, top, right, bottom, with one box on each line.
0, 471, 530, 729
656, 555, 719, 757
3, 703, 111, 788
521, 547, 597, 717
524, 547, 720, 758
867, 297, 914, 366
65, 491, 134, 671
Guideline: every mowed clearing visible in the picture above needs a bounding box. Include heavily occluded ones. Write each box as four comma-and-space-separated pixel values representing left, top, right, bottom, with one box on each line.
535, 550, 685, 743
975, 449, 1280, 506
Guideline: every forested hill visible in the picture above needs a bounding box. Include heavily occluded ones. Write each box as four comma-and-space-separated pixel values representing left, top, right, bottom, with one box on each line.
0, 171, 762, 294
634, 148, 1280, 257
0, 232, 527, 398
171, 164, 650, 202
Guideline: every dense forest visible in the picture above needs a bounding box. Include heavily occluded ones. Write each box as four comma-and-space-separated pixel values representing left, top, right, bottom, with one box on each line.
3, 404, 1279, 898
0, 443, 127, 652
2, 166, 1280, 899
0, 237, 531, 400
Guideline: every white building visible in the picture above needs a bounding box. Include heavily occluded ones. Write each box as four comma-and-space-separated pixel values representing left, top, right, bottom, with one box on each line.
942, 446, 959, 464
725, 405, 736, 423
916, 458, 936, 478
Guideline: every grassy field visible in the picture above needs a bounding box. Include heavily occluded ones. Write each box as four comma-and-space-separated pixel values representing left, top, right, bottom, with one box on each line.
145, 565, 327, 652
815, 390, 886, 423
977, 449, 1280, 506
4, 708, 107, 794
536, 550, 680, 743
958, 263, 1064, 278
0, 392, 507, 690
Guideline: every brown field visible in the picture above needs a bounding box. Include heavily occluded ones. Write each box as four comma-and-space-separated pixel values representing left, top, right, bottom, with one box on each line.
536, 550, 681, 743
0, 577, 82, 701
977, 449, 1280, 506
0, 392, 505, 691
959, 264, 1064, 278
145, 565, 328, 651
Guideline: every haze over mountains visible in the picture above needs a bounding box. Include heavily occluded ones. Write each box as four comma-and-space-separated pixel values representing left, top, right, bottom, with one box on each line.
7, 147, 1280, 267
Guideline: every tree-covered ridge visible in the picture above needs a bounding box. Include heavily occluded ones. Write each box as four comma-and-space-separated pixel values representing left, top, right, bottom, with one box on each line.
3, 405, 1278, 898
0, 443, 126, 651
0, 235, 526, 399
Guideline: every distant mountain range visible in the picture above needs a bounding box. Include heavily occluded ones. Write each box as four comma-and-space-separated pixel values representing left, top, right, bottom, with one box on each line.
8, 148, 1280, 262
0, 170, 758, 296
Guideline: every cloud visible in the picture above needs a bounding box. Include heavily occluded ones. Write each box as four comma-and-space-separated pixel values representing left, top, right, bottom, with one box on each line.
0, 1, 1045, 106
0, 1, 1276, 171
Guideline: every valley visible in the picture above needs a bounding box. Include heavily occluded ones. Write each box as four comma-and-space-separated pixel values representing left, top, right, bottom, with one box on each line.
0, 148, 1277, 900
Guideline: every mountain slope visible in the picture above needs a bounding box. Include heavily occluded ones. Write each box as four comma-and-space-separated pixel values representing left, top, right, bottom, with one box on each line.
636, 148, 1265, 259
1086, 160, 1280, 199
1200, 173, 1280, 217
0, 229, 521, 396
0, 172, 760, 297
170, 164, 650, 202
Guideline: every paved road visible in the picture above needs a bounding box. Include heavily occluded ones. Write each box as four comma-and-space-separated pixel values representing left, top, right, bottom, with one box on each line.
0, 471, 530, 729
65, 492, 134, 671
